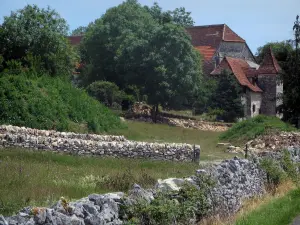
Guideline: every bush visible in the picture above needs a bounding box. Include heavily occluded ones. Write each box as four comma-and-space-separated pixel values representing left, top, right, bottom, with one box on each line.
220, 115, 296, 144
124, 173, 215, 225
87, 81, 124, 107
260, 158, 287, 192
0, 75, 123, 133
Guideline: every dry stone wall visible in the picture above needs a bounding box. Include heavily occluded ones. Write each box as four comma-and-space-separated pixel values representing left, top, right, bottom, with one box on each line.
0, 125, 200, 162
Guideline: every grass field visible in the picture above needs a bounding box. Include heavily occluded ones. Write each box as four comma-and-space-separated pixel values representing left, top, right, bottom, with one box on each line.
108, 120, 232, 160
235, 188, 300, 225
0, 148, 198, 215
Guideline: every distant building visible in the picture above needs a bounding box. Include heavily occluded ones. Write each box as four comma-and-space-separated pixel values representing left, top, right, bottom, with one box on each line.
68, 24, 283, 118
187, 24, 282, 118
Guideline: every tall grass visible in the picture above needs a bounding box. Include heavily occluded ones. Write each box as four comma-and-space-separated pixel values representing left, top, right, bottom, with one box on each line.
219, 115, 296, 144
235, 188, 300, 225
0, 75, 124, 133
0, 148, 198, 216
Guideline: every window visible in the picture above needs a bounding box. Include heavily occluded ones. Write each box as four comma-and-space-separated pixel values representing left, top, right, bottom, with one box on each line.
252, 104, 256, 113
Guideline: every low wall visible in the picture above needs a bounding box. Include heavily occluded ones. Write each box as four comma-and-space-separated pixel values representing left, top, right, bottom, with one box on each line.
0, 125, 200, 162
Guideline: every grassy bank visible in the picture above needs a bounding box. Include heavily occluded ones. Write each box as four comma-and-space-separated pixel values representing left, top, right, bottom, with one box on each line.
235, 188, 300, 225
0, 148, 198, 215
109, 120, 231, 161
220, 115, 296, 144
0, 75, 123, 133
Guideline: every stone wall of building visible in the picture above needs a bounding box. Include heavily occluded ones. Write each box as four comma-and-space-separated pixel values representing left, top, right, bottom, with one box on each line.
0, 125, 200, 162
257, 75, 277, 116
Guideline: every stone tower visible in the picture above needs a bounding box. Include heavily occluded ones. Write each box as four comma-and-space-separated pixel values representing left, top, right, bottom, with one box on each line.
256, 47, 282, 116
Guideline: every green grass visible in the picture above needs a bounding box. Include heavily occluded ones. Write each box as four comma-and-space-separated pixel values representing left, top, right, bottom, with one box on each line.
0, 75, 123, 133
0, 148, 198, 216
108, 120, 231, 161
235, 188, 300, 225
220, 115, 296, 145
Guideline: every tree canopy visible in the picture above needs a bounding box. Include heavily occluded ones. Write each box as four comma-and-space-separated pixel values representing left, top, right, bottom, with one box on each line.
0, 4, 77, 76
71, 26, 87, 35
210, 70, 244, 122
81, 0, 202, 111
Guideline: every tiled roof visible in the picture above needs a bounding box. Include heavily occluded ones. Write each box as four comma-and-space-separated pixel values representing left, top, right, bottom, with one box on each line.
211, 57, 262, 92
194, 46, 216, 60
186, 24, 245, 66
258, 47, 282, 74
67, 36, 83, 45
186, 24, 245, 47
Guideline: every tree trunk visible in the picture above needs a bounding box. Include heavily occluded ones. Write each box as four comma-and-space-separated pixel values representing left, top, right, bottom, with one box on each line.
152, 104, 159, 123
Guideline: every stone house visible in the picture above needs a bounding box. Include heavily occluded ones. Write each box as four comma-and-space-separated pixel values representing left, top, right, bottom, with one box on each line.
186, 24, 282, 118
68, 24, 283, 118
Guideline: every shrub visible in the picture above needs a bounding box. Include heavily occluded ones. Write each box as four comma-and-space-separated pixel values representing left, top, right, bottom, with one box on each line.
260, 158, 287, 192
0, 75, 123, 133
123, 173, 215, 225
87, 81, 124, 107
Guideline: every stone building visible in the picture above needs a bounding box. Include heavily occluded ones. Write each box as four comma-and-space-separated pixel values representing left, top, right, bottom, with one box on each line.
186, 24, 282, 118
68, 24, 283, 118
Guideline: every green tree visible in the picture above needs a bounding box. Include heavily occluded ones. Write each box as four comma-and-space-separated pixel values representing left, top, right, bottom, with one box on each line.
86, 81, 124, 107
210, 70, 244, 122
81, 0, 202, 121
0, 4, 77, 76
145, 2, 194, 27
71, 26, 87, 35
282, 15, 300, 126
256, 41, 293, 70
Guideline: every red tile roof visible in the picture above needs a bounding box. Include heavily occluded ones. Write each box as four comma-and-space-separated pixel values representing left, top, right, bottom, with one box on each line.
194, 46, 216, 60
211, 57, 262, 92
258, 47, 282, 74
186, 24, 245, 64
67, 36, 83, 45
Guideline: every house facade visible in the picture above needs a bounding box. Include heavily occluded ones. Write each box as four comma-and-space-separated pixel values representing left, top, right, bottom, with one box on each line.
186, 24, 282, 118
68, 24, 282, 118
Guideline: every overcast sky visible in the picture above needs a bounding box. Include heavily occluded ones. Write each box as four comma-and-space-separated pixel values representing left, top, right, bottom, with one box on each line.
1, 0, 299, 54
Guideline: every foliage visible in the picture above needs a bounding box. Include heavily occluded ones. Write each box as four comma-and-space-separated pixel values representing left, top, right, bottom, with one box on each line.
71, 26, 87, 35
210, 70, 244, 122
281, 149, 299, 185
279, 16, 300, 126
145, 3, 194, 27
260, 158, 287, 191
220, 115, 296, 144
235, 188, 300, 225
124, 174, 215, 225
0, 4, 77, 76
81, 0, 202, 111
0, 75, 123, 133
87, 81, 124, 107
0, 148, 197, 215
256, 41, 293, 68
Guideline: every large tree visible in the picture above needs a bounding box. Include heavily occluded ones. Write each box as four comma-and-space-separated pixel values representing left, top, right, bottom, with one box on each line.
81, 0, 202, 118
71, 26, 87, 35
0, 4, 77, 76
281, 15, 300, 126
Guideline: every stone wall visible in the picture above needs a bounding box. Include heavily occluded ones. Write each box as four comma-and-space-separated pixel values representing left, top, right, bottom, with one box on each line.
0, 157, 267, 225
257, 75, 277, 116
0, 125, 200, 162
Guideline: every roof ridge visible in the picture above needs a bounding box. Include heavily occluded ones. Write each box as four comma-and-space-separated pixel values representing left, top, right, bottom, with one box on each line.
187, 24, 225, 29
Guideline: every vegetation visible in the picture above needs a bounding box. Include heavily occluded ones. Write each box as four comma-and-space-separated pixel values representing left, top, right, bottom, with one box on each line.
0, 148, 198, 216
123, 173, 215, 224
235, 188, 300, 225
0, 4, 77, 76
86, 81, 124, 108
220, 115, 296, 144
0, 75, 123, 133
80, 0, 202, 116
209, 70, 244, 122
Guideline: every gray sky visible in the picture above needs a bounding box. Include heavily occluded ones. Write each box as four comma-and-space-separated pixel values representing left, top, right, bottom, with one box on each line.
1, 0, 298, 53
